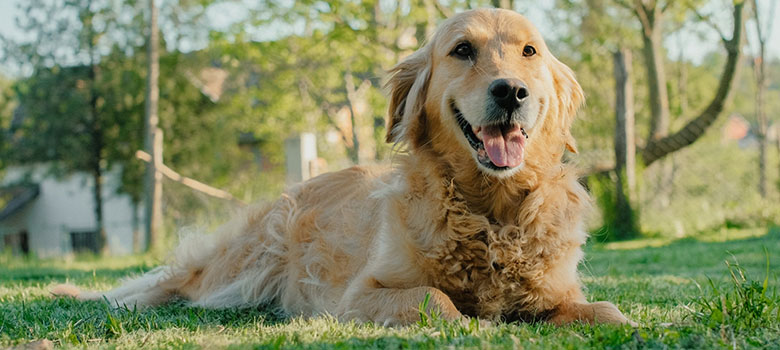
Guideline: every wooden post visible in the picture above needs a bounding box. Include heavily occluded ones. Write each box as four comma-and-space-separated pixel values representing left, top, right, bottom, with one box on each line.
149, 128, 164, 250
143, 0, 163, 252
613, 48, 638, 239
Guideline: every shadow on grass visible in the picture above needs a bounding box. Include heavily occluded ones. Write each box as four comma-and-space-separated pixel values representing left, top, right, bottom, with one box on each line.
0, 296, 285, 346
592, 224, 779, 250
584, 227, 780, 282
0, 264, 157, 283
1, 299, 655, 350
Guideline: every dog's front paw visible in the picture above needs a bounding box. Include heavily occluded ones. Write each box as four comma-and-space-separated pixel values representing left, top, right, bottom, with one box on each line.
549, 301, 636, 326
589, 301, 636, 326
458, 316, 493, 329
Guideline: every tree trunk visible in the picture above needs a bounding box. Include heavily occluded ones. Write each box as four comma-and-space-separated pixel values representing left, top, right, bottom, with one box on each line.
756, 56, 767, 197
344, 72, 361, 164
344, 71, 374, 164
752, 0, 771, 198
613, 49, 638, 239
144, 0, 163, 252
131, 199, 141, 253
676, 33, 688, 117
90, 98, 107, 255
640, 2, 746, 166
634, 2, 674, 207
423, 0, 437, 39
635, 3, 670, 141
90, 108, 107, 255
86, 11, 108, 255
491, 0, 512, 9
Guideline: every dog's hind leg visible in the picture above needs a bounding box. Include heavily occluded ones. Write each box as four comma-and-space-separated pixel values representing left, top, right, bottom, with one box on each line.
337, 274, 464, 326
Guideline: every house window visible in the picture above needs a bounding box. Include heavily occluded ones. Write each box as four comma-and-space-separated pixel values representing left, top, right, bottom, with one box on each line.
70, 231, 100, 254
3, 231, 29, 255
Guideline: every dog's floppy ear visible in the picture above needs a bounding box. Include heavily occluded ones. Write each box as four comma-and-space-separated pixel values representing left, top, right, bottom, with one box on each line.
385, 44, 432, 144
551, 58, 584, 154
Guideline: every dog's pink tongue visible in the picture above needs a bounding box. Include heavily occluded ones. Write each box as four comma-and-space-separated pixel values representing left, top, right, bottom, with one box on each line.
482, 125, 525, 167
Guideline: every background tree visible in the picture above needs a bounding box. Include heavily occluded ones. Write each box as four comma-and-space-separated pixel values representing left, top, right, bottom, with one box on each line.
208, 0, 512, 165
0, 75, 15, 172
0, 0, 148, 254
750, 0, 775, 197
620, 1, 748, 166
612, 48, 638, 239
0, 0, 776, 248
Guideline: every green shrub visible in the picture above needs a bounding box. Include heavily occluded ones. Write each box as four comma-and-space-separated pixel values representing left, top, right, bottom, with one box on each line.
689, 250, 779, 335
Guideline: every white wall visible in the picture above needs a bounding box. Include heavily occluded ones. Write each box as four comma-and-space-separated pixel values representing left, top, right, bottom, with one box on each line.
0, 164, 143, 257
285, 132, 317, 184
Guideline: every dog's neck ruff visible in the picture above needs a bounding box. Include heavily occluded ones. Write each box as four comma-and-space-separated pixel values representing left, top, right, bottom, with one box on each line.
409, 170, 587, 321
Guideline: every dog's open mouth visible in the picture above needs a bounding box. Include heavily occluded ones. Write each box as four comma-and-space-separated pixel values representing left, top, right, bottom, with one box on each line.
452, 102, 527, 171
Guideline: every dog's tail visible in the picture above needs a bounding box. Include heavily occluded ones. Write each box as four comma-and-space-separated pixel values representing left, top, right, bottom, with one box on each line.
51, 283, 98, 300
50, 224, 221, 308
51, 266, 174, 307
50, 201, 290, 309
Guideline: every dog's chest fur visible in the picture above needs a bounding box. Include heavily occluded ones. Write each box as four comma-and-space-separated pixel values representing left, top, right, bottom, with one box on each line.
406, 176, 585, 322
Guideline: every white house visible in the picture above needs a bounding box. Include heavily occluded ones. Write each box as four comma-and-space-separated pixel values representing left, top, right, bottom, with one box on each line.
0, 164, 143, 257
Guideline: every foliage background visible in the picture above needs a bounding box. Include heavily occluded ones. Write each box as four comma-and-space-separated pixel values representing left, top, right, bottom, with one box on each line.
0, 0, 778, 243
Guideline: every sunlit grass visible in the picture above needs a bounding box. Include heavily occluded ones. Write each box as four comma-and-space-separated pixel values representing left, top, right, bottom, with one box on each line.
1, 228, 778, 349
599, 226, 774, 250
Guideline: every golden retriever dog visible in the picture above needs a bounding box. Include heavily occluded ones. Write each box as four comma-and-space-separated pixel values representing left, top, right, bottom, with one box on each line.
54, 8, 633, 326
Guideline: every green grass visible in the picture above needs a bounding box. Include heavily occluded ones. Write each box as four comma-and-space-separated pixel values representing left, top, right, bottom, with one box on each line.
1, 228, 779, 349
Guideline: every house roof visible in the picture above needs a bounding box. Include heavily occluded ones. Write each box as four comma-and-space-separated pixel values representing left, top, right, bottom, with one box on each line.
0, 184, 40, 221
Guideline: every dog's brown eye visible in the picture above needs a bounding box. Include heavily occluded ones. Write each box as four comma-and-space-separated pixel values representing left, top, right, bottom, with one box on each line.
451, 42, 475, 60
522, 45, 536, 57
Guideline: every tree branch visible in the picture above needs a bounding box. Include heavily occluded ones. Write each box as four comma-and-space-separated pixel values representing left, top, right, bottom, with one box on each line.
660, 0, 671, 14
297, 76, 354, 148
641, 1, 746, 166
633, 0, 654, 37
613, 0, 633, 10
763, 0, 777, 42
136, 150, 245, 206
753, 0, 776, 47
434, 0, 453, 18
692, 8, 728, 43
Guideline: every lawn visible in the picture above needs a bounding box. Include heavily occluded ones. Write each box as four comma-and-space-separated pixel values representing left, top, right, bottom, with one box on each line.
1, 228, 779, 349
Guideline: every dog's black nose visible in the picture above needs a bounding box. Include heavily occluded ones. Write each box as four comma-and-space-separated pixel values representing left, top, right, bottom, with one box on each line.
489, 78, 529, 112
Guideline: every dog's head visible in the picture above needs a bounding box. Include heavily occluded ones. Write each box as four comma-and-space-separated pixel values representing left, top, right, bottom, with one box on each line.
386, 9, 583, 178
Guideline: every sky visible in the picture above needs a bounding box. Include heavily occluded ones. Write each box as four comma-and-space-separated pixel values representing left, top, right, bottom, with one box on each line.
0, 0, 778, 78
0, 1, 22, 77
0, 1, 17, 39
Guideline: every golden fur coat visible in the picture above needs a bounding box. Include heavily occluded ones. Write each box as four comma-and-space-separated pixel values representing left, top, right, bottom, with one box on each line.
54, 8, 632, 327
